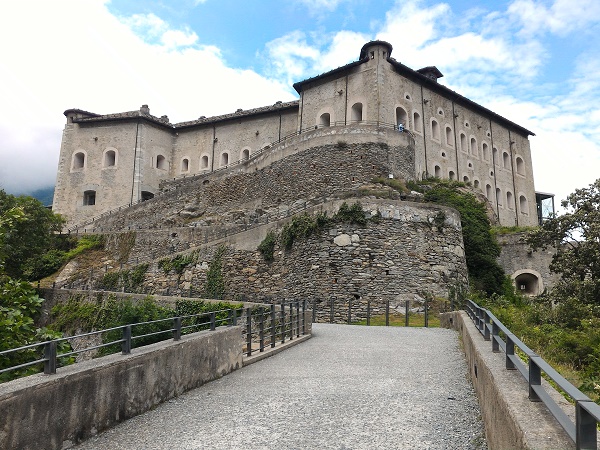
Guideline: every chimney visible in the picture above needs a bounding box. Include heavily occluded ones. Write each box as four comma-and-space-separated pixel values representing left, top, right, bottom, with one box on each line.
140, 104, 150, 115
416, 66, 443, 83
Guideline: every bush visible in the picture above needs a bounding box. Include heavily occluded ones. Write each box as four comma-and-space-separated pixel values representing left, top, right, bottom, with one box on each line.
258, 231, 277, 261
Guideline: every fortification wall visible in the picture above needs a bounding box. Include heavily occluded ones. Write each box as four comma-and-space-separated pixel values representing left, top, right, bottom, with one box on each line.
86, 135, 414, 232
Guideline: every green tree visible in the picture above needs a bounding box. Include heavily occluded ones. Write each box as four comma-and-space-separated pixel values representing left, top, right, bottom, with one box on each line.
0, 190, 64, 279
527, 178, 600, 306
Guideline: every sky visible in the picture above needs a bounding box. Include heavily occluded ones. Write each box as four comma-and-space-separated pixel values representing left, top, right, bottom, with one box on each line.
0, 0, 599, 210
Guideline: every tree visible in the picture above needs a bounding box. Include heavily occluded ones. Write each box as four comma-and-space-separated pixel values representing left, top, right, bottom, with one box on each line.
0, 190, 64, 279
527, 178, 600, 305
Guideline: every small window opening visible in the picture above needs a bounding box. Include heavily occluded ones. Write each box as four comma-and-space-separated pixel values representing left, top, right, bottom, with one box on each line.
486, 184, 492, 199
141, 191, 154, 201
445, 126, 453, 146
516, 157, 525, 175
496, 188, 502, 206
507, 191, 514, 209
73, 152, 85, 170
83, 190, 96, 206
460, 133, 467, 153
181, 158, 189, 172
519, 195, 528, 214
448, 170, 455, 180
220, 152, 229, 167
156, 154, 167, 170
470, 137, 477, 156
200, 155, 209, 169
351, 103, 363, 122
434, 165, 441, 178
396, 107, 408, 129
503, 152, 510, 168
482, 143, 489, 161
319, 113, 331, 127
242, 149, 250, 161
104, 150, 116, 167
431, 119, 440, 141
413, 111, 422, 133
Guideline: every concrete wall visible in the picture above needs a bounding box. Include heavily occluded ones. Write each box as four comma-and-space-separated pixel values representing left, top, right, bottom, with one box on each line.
0, 326, 242, 450
441, 311, 574, 450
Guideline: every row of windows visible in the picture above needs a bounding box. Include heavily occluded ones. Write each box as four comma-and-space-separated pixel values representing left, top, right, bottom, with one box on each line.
179, 149, 252, 173
82, 189, 155, 206
72, 150, 117, 171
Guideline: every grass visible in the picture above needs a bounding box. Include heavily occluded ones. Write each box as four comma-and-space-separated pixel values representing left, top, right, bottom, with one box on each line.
355, 313, 441, 327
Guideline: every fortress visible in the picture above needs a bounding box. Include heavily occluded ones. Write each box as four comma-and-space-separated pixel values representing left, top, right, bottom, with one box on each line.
51, 41, 555, 310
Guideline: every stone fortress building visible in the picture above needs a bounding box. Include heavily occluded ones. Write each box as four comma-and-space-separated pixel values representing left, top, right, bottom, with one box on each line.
52, 41, 554, 307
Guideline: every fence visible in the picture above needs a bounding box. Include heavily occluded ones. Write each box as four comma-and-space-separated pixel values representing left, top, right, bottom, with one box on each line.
466, 299, 600, 450
0, 301, 308, 379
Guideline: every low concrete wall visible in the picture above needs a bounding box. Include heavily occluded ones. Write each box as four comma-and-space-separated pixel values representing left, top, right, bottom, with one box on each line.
0, 326, 242, 450
441, 311, 574, 450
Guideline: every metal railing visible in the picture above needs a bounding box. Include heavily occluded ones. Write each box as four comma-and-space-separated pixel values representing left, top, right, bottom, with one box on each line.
466, 299, 600, 450
67, 121, 411, 233
0, 302, 308, 379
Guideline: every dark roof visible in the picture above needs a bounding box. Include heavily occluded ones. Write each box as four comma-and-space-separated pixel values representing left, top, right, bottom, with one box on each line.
71, 109, 173, 128
292, 58, 369, 93
175, 100, 299, 129
63, 108, 100, 118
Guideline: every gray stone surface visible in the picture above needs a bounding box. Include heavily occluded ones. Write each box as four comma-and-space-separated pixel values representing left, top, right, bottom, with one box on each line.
75, 324, 486, 450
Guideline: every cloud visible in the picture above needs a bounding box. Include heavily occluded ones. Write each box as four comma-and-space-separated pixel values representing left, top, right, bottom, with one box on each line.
295, 0, 347, 12
0, 0, 294, 194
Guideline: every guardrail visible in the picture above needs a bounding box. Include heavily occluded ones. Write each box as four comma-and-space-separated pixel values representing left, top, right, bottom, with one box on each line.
0, 301, 308, 379
466, 299, 600, 450
67, 121, 411, 233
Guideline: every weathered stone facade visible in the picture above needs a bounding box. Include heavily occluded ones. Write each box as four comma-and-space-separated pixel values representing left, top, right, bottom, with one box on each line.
53, 41, 539, 229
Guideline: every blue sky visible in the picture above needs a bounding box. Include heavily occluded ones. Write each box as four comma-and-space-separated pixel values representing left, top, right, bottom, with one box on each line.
0, 0, 599, 210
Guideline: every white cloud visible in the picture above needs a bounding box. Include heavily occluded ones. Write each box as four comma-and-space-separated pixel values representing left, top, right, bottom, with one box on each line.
0, 0, 294, 194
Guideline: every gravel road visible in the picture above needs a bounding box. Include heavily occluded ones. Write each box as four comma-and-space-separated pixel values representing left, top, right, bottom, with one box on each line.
75, 323, 487, 450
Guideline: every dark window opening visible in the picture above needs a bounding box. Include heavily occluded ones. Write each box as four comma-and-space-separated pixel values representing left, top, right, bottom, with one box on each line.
141, 191, 154, 201
83, 190, 96, 206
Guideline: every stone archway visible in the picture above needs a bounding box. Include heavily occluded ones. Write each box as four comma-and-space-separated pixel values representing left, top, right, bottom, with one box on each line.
512, 269, 544, 296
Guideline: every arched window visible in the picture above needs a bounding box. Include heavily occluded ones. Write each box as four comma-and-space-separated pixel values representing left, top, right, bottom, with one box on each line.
242, 149, 250, 161
463, 175, 469, 183
220, 152, 229, 167
103, 150, 116, 167
519, 195, 528, 214
503, 152, 510, 168
470, 137, 477, 156
156, 155, 167, 170
181, 158, 189, 172
445, 126, 453, 146
396, 107, 408, 128
482, 143, 489, 161
516, 157, 525, 175
351, 103, 363, 122
413, 111, 422, 133
507, 191, 514, 209
434, 165, 441, 178
496, 188, 502, 206
492, 147, 498, 165
514, 272, 540, 296
72, 152, 85, 170
200, 155, 209, 169
474, 179, 480, 189
486, 184, 492, 200
141, 191, 154, 201
319, 113, 331, 127
431, 119, 440, 141
448, 170, 455, 180
460, 133, 467, 153
83, 190, 96, 206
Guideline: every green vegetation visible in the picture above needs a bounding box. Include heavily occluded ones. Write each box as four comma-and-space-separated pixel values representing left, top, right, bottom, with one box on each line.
205, 245, 226, 299
116, 231, 136, 264
257, 230, 277, 261
158, 253, 197, 276
97, 264, 149, 292
371, 176, 409, 194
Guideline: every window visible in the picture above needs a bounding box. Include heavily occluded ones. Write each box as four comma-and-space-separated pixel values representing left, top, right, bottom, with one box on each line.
72, 152, 85, 170
486, 184, 492, 200
104, 150, 116, 167
492, 147, 499, 165
141, 191, 154, 201
396, 107, 408, 128
463, 175, 469, 183
470, 137, 477, 157
445, 126, 453, 146
507, 191, 514, 209
474, 179, 480, 189
434, 165, 441, 178
319, 113, 331, 127
200, 155, 209, 169
351, 103, 363, 122
448, 170, 455, 180
496, 188, 502, 206
413, 111, 422, 133
83, 190, 96, 206
482, 143, 489, 161
519, 195, 528, 214
503, 152, 510, 168
516, 157, 525, 175
460, 133, 467, 152
181, 158, 189, 172
431, 119, 440, 141
242, 149, 250, 161
220, 152, 229, 167
156, 155, 167, 170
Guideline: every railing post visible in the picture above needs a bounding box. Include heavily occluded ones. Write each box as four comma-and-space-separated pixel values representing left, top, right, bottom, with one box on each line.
281, 303, 286, 344
385, 299, 390, 326
484, 311, 491, 341
302, 300, 306, 335
246, 308, 252, 357
270, 305, 276, 348
576, 401, 598, 450
312, 298, 316, 323
492, 321, 499, 352
405, 300, 409, 327
296, 301, 300, 337
506, 334, 516, 370
330, 297, 334, 323
122, 325, 132, 354
424, 298, 429, 328
259, 308, 265, 353
367, 299, 371, 326
43, 341, 57, 375
289, 303, 294, 341
173, 317, 182, 341
529, 355, 541, 402
348, 297, 352, 324
210, 312, 216, 331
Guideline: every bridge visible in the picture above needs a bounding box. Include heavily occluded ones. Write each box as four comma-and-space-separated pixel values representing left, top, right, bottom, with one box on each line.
1, 300, 598, 449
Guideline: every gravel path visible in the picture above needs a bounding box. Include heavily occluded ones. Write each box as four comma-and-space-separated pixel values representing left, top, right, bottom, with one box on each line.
75, 324, 487, 449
